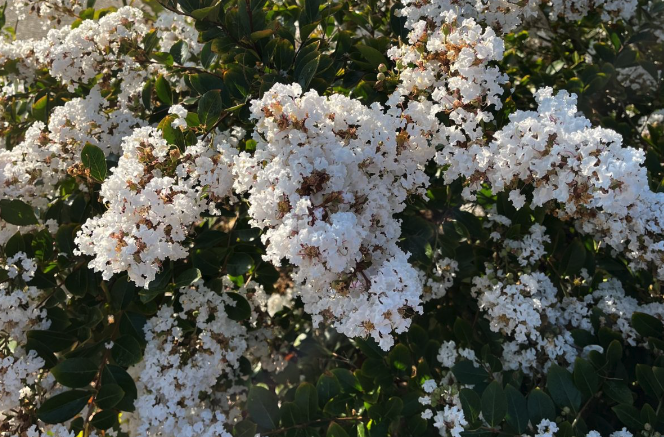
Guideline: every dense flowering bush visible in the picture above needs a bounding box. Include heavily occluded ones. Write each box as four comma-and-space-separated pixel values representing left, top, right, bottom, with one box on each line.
1, 0, 664, 436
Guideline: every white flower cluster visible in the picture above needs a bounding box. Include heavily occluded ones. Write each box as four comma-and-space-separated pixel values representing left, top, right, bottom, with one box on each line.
0, 86, 142, 205
75, 126, 238, 287
546, 0, 639, 22
469, 234, 664, 375
397, 0, 539, 34
469, 88, 664, 278
10, 0, 84, 29
387, 3, 508, 190
0, 253, 51, 427
154, 11, 203, 56
32, 7, 148, 92
238, 82, 433, 349
125, 280, 245, 437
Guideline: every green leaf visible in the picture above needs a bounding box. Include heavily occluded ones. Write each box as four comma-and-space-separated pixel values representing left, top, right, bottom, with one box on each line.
388, 343, 412, 371
636, 365, 664, 399
452, 360, 489, 384
51, 357, 98, 388
612, 404, 644, 430
101, 365, 137, 412
280, 402, 302, 427
317, 373, 342, 406
234, 420, 258, 437
606, 339, 623, 364
27, 330, 77, 353
573, 358, 599, 399
247, 386, 280, 430
0, 199, 39, 226
355, 44, 388, 70
173, 268, 202, 288
327, 422, 350, 437
90, 409, 119, 430
111, 335, 143, 367
295, 382, 319, 422
170, 40, 190, 64
274, 39, 295, 70
481, 381, 507, 427
81, 143, 107, 181
505, 385, 529, 434
331, 368, 361, 393
297, 54, 320, 90
632, 313, 663, 338
38, 390, 92, 424
226, 252, 254, 276
156, 75, 173, 105
546, 364, 582, 414
198, 89, 223, 127
111, 275, 135, 311
604, 381, 634, 405
459, 388, 482, 423
384, 396, 404, 418
32, 95, 48, 123
251, 29, 273, 40
225, 292, 252, 321
562, 239, 586, 276
95, 384, 125, 409
528, 388, 556, 425
65, 268, 95, 297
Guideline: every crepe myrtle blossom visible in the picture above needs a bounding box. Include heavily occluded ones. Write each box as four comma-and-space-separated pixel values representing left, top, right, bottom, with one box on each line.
75, 126, 238, 287
469, 88, 664, 279
122, 280, 245, 437
237, 82, 433, 349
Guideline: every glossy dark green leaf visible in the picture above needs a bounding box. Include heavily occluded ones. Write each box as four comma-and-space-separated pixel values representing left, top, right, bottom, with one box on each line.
38, 390, 92, 424
388, 343, 412, 371
198, 89, 223, 127
111, 275, 135, 311
156, 74, 173, 105
81, 143, 107, 181
546, 364, 582, 413
51, 357, 98, 388
327, 422, 350, 437
90, 409, 119, 430
528, 388, 556, 424
247, 386, 279, 430
481, 381, 507, 427
317, 373, 342, 406
636, 364, 664, 399
573, 358, 599, 399
632, 313, 663, 338
225, 292, 252, 321
505, 384, 529, 434
0, 199, 39, 226
27, 330, 77, 353
295, 382, 318, 422
460, 388, 482, 423
170, 40, 190, 64
95, 384, 125, 409
297, 54, 320, 90
355, 44, 388, 70
452, 360, 489, 384
173, 268, 202, 288
562, 239, 586, 276
280, 401, 302, 427
612, 404, 643, 430
226, 252, 254, 276
111, 335, 143, 367
234, 420, 258, 437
